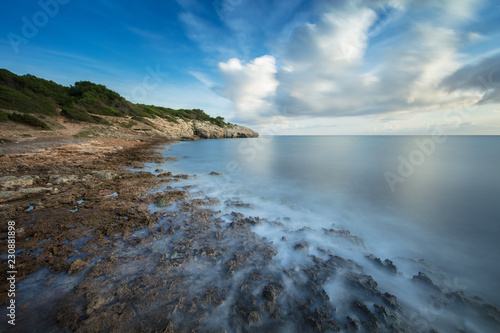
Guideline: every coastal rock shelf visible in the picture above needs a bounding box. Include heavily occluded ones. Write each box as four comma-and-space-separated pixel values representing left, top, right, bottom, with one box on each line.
8, 192, 500, 332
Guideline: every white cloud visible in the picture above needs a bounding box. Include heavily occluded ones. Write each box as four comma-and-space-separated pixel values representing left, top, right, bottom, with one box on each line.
217, 55, 279, 123
209, 0, 498, 134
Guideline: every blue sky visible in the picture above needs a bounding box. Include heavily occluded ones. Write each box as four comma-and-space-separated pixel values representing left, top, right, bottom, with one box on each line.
1, 0, 500, 134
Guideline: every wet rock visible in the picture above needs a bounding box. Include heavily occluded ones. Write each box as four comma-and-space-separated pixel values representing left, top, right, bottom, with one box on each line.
173, 174, 189, 179
165, 156, 179, 161
231, 211, 244, 220
366, 254, 398, 274
209, 171, 223, 176
154, 169, 165, 173
412, 272, 442, 293
225, 199, 253, 208
382, 292, 400, 310
263, 284, 279, 302
157, 172, 173, 177
187, 197, 221, 207
323, 228, 365, 246
345, 316, 360, 330
68, 259, 88, 274
307, 307, 340, 332
136, 171, 155, 178
155, 191, 187, 207
91, 170, 117, 180
351, 301, 379, 332
248, 311, 260, 323
294, 242, 309, 250
0, 175, 34, 189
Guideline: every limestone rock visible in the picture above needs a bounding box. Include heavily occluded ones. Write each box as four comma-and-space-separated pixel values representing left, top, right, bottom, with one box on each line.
0, 175, 34, 189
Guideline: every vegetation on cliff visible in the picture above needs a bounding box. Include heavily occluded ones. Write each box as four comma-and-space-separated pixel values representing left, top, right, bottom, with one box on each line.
0, 68, 228, 128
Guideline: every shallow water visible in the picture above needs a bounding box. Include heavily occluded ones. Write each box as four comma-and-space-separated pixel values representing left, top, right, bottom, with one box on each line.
157, 135, 500, 307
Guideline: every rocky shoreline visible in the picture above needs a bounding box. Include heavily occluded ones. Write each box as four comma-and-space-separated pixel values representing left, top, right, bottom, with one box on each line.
1, 137, 500, 332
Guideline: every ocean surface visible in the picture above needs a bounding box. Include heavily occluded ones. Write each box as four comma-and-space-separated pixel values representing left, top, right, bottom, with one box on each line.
158, 135, 500, 308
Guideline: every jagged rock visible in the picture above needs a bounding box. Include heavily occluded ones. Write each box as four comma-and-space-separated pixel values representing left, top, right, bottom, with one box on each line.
366, 254, 398, 274
412, 272, 442, 293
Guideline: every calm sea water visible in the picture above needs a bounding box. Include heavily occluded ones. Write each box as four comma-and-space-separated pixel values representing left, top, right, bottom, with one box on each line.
159, 135, 500, 306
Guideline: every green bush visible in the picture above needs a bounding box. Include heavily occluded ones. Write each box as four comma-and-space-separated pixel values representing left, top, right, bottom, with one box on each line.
8, 112, 50, 129
0, 109, 8, 122
0, 68, 229, 127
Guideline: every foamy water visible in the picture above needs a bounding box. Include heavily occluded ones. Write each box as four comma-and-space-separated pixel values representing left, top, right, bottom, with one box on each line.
153, 135, 500, 310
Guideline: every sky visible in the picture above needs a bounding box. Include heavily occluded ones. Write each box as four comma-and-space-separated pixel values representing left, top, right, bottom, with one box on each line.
1, 0, 500, 135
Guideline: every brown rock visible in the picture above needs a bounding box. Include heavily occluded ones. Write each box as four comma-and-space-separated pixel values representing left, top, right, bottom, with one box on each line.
68, 259, 88, 274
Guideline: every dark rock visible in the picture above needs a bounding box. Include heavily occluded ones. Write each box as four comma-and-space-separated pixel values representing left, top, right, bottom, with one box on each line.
294, 242, 309, 250
225, 199, 253, 208
366, 254, 398, 274
263, 284, 278, 302
412, 272, 442, 293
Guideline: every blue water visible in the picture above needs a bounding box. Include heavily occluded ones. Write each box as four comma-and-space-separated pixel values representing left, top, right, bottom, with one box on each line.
159, 135, 500, 306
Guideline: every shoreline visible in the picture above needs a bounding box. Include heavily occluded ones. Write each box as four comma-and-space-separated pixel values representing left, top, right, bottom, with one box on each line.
2, 137, 500, 331
0, 138, 176, 296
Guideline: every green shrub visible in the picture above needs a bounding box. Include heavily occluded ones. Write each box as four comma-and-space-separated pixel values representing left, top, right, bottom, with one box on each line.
8, 112, 50, 129
0, 68, 229, 127
0, 109, 8, 122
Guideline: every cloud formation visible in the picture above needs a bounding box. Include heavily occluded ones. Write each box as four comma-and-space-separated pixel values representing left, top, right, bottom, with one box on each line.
213, 0, 494, 125
217, 55, 279, 123
441, 54, 500, 104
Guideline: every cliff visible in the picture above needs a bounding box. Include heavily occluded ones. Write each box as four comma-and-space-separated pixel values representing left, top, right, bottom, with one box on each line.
0, 108, 258, 143
131, 117, 259, 140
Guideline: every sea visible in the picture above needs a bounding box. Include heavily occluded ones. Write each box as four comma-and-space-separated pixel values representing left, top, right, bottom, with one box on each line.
158, 135, 500, 309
